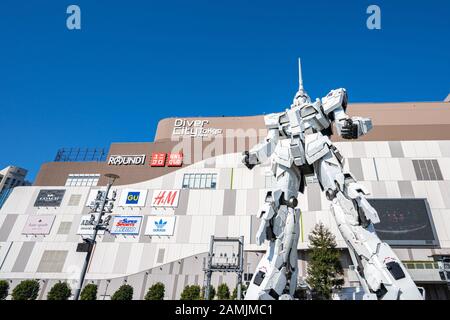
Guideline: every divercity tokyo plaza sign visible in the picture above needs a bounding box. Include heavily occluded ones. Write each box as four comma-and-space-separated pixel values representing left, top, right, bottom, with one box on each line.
108, 154, 146, 165
172, 118, 223, 137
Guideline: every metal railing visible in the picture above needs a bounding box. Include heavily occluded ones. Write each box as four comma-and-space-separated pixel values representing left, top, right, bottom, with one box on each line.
54, 148, 108, 162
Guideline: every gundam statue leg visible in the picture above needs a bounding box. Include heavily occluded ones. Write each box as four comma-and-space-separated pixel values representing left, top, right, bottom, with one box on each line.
315, 148, 424, 300
245, 164, 301, 300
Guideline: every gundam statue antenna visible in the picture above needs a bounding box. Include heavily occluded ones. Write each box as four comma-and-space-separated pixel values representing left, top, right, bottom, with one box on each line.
293, 58, 310, 105
242, 59, 424, 300
298, 57, 305, 92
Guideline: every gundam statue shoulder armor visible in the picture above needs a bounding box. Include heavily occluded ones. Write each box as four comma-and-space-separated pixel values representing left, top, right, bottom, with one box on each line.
242, 59, 424, 300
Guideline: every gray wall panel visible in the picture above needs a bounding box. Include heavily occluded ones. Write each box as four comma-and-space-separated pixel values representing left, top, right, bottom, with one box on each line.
11, 242, 35, 272
222, 190, 237, 216
348, 158, 364, 181
438, 181, 450, 209
176, 216, 192, 244
139, 216, 152, 243
307, 183, 322, 212
398, 181, 415, 198
0, 214, 18, 242
389, 141, 404, 158
174, 189, 189, 215
214, 216, 229, 237
246, 189, 259, 216
113, 243, 132, 274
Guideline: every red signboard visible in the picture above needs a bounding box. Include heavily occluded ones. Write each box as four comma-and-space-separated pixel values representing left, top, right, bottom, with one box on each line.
167, 153, 183, 167
150, 153, 166, 167
151, 190, 180, 207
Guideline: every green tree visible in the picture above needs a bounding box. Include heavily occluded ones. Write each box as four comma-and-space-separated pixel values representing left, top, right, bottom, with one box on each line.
80, 283, 98, 300
47, 282, 71, 300
180, 285, 201, 300
111, 284, 133, 300
145, 282, 165, 300
11, 279, 40, 300
217, 283, 230, 300
0, 280, 9, 300
231, 284, 247, 300
201, 285, 216, 300
306, 223, 344, 300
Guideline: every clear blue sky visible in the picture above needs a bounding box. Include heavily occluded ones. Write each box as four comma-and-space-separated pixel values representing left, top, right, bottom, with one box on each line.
0, 0, 449, 181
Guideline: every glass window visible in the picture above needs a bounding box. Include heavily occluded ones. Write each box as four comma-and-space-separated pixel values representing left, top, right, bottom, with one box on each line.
65, 174, 100, 187
211, 174, 217, 189
182, 173, 217, 189
415, 263, 424, 269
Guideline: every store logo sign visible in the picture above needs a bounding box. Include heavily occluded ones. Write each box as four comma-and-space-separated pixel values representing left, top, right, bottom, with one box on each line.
150, 153, 167, 167
145, 216, 176, 236
153, 219, 167, 232
167, 153, 183, 167
108, 154, 146, 165
125, 192, 140, 204
22, 215, 55, 235
151, 190, 180, 207
34, 190, 66, 207
172, 118, 223, 138
110, 216, 143, 235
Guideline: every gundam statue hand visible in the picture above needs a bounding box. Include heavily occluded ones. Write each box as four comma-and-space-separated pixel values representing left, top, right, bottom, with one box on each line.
242, 151, 257, 170
340, 117, 373, 139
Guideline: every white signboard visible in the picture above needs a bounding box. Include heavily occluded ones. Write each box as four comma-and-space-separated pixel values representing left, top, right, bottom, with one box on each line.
110, 216, 143, 235
22, 215, 55, 235
145, 216, 177, 236
172, 118, 223, 138
118, 189, 148, 207
85, 189, 106, 207
150, 190, 180, 208
77, 214, 105, 235
108, 154, 146, 165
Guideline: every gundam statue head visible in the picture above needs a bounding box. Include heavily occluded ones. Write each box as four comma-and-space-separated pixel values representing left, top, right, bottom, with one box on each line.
291, 58, 311, 108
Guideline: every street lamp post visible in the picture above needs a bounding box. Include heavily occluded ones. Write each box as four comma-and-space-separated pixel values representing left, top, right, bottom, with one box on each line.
73, 173, 119, 300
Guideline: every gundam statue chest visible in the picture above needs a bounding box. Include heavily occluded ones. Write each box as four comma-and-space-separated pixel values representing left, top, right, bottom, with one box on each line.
272, 106, 332, 168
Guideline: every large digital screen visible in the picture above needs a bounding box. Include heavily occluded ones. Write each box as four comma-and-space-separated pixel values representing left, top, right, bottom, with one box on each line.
368, 198, 438, 246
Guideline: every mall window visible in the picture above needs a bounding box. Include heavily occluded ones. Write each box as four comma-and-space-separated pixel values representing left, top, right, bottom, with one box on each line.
65, 174, 100, 187
412, 159, 443, 181
182, 173, 217, 189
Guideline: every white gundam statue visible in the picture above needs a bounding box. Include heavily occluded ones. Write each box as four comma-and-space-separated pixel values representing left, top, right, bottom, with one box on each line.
242, 59, 424, 300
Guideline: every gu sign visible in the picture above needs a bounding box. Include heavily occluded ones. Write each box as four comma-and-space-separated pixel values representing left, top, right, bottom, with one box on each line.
118, 189, 148, 207
172, 118, 223, 138
151, 190, 180, 207
108, 154, 146, 165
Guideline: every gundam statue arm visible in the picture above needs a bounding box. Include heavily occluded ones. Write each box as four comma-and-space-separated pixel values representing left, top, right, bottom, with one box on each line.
243, 59, 424, 300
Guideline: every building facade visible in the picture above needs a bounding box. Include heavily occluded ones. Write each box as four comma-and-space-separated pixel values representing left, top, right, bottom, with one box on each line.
0, 166, 31, 209
1, 99, 450, 300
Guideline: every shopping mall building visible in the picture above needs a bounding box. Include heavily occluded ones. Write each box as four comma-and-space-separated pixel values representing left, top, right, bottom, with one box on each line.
1, 97, 450, 300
